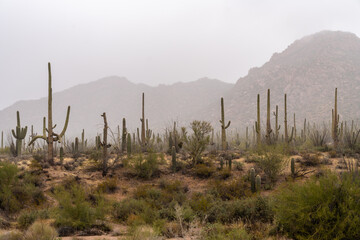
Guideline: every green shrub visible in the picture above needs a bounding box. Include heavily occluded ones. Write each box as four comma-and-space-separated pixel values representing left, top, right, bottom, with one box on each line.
273, 172, 360, 240
54, 183, 106, 234
134, 153, 159, 179
112, 198, 148, 222
301, 153, 321, 166
96, 178, 118, 193
18, 209, 50, 229
24, 220, 58, 240
210, 179, 250, 200
254, 152, 286, 184
202, 223, 252, 240
194, 164, 215, 178
0, 162, 44, 214
0, 230, 23, 240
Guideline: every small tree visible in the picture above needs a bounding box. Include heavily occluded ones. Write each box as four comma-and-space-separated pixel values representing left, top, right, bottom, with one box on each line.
184, 120, 212, 165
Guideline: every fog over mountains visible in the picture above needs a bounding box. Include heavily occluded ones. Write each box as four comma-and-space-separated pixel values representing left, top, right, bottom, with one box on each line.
1, 30, 360, 140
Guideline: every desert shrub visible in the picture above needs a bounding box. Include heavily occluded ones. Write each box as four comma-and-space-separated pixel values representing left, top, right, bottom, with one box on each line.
0, 230, 23, 240
24, 220, 58, 240
301, 153, 321, 166
133, 153, 159, 179
202, 223, 252, 240
112, 199, 148, 222
0, 162, 45, 214
273, 172, 360, 240
183, 120, 212, 165
189, 193, 214, 220
209, 179, 250, 200
194, 164, 215, 178
18, 209, 50, 229
254, 152, 286, 184
216, 169, 232, 180
96, 178, 118, 193
54, 183, 106, 234
127, 225, 158, 240
207, 196, 273, 224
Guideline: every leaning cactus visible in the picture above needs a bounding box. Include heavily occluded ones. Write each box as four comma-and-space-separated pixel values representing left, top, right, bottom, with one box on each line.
220, 97, 231, 150
250, 168, 256, 193
11, 111, 27, 156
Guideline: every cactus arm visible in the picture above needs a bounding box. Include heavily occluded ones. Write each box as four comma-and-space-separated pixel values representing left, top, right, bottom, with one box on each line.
225, 121, 231, 129
29, 135, 47, 145
56, 106, 71, 142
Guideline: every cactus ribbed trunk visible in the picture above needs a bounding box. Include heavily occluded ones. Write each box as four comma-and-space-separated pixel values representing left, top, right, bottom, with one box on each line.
220, 97, 231, 150
141, 93, 145, 147
255, 94, 261, 145
48, 63, 54, 164
102, 112, 108, 177
332, 88, 339, 148
284, 94, 288, 143
122, 118, 127, 152
266, 89, 272, 144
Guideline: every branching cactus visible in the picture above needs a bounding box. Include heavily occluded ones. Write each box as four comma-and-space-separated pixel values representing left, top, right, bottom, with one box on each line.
11, 111, 27, 156
220, 97, 231, 150
273, 105, 281, 141
29, 63, 71, 165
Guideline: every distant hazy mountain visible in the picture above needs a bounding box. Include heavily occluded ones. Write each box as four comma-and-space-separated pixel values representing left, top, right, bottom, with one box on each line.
1, 30, 360, 142
0, 77, 233, 140
198, 30, 360, 133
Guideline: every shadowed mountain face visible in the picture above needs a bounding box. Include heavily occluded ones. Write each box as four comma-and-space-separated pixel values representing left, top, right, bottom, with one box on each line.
1, 30, 360, 141
0, 77, 233, 140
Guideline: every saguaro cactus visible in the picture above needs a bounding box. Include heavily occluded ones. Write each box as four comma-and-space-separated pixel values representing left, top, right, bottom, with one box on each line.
255, 94, 261, 145
122, 118, 127, 152
220, 97, 231, 150
332, 88, 340, 148
265, 89, 272, 144
273, 105, 280, 141
127, 133, 132, 156
1, 131, 3, 149
284, 94, 294, 143
29, 63, 71, 165
12, 111, 28, 156
101, 113, 111, 176
256, 175, 261, 192
250, 168, 256, 193
140, 92, 146, 147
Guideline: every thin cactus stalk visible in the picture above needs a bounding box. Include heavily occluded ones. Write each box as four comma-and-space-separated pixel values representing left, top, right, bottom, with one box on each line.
303, 118, 307, 141
255, 94, 261, 145
171, 146, 177, 172
251, 168, 256, 193
122, 118, 127, 152
256, 175, 261, 192
1, 131, 3, 149
266, 89, 272, 144
220, 97, 231, 151
173, 122, 179, 152
293, 113, 297, 139
81, 129, 85, 151
11, 111, 28, 156
28, 63, 70, 165
245, 126, 250, 149
284, 94, 293, 143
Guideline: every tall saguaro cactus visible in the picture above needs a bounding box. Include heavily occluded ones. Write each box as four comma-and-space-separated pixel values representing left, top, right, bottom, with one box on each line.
265, 89, 272, 144
332, 88, 340, 148
273, 105, 280, 141
220, 97, 231, 150
121, 118, 127, 152
101, 112, 111, 176
12, 111, 27, 156
255, 94, 261, 145
29, 63, 71, 165
140, 92, 146, 147
284, 94, 294, 143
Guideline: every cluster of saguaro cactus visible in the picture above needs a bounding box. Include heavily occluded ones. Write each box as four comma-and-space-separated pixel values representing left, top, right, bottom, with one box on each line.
29, 63, 71, 165
220, 97, 231, 151
11, 111, 27, 156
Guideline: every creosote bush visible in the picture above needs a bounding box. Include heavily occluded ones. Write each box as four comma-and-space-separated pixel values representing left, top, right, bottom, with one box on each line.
254, 152, 286, 185
273, 171, 360, 240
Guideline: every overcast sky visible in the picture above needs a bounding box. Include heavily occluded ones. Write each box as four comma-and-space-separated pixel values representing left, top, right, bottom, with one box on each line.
0, 0, 359, 110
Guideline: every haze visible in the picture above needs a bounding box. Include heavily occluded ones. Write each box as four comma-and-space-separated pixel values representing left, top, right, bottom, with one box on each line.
1, 0, 360, 110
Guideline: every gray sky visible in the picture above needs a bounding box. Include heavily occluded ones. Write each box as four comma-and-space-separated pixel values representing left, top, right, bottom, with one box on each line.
1, 0, 360, 110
